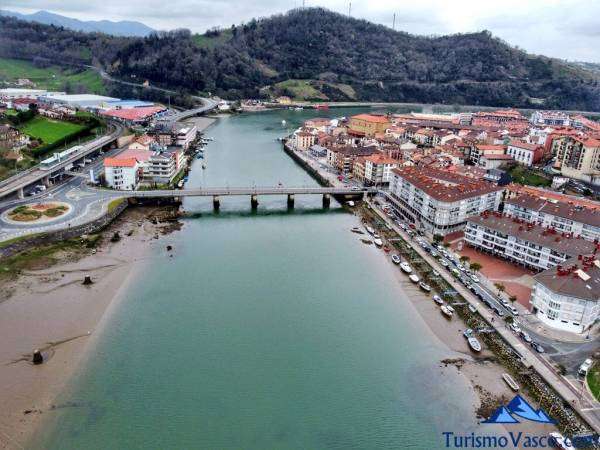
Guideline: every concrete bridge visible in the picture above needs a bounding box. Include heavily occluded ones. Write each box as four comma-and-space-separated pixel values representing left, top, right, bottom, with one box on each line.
124, 186, 377, 209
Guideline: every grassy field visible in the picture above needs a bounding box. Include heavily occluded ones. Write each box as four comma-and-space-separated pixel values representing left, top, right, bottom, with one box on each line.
507, 165, 552, 187
0, 58, 106, 94
588, 362, 600, 401
19, 116, 86, 145
274, 79, 328, 100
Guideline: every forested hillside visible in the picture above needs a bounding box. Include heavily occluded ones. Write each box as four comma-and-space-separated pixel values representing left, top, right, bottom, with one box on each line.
1, 8, 600, 110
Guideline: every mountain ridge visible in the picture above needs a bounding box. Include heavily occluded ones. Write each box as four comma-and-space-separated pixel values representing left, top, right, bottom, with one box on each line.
1, 7, 599, 110
0, 9, 154, 37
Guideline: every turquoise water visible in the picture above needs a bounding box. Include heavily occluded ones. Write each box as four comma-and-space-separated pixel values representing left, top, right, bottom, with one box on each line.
32, 110, 479, 449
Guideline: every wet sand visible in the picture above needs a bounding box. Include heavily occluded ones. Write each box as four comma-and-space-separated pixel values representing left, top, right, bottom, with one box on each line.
0, 208, 177, 449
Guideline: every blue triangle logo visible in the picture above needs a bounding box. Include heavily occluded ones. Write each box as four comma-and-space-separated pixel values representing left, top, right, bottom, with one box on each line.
482, 405, 520, 424
507, 395, 555, 424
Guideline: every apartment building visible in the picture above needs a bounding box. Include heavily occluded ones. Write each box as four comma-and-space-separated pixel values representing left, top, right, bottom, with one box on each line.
348, 114, 391, 137
293, 131, 316, 151
363, 154, 398, 185
104, 158, 141, 190
388, 167, 503, 235
553, 135, 600, 185
464, 213, 596, 271
530, 110, 571, 127
506, 140, 544, 166
174, 124, 198, 149
504, 194, 600, 242
531, 258, 600, 334
469, 144, 506, 165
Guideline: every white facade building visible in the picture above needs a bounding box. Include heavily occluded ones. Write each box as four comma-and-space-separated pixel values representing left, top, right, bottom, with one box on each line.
504, 194, 600, 242
387, 167, 503, 236
104, 158, 140, 190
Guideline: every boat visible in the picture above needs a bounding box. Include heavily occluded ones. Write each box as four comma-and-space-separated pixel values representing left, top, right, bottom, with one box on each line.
374, 238, 383, 248
196, 153, 204, 159
419, 282, 431, 292
468, 337, 482, 352
502, 373, 520, 391
441, 305, 454, 318
347, 201, 355, 207
400, 262, 412, 274
361, 238, 373, 245
383, 246, 391, 253
281, 120, 287, 126
391, 254, 401, 265
202, 163, 207, 169
351, 227, 364, 234
294, 106, 304, 111
409, 274, 420, 283
463, 328, 473, 338
433, 295, 444, 305
373, 233, 380, 239
177, 180, 184, 188
366, 226, 375, 235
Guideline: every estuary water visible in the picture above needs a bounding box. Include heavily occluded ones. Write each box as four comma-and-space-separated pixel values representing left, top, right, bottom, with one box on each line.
32, 109, 479, 449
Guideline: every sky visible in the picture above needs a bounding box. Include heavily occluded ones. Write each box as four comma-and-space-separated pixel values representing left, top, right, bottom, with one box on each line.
5, 0, 600, 62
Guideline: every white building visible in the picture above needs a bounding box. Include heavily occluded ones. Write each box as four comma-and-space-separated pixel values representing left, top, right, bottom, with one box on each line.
0, 88, 51, 99
174, 124, 198, 150
40, 93, 119, 109
363, 154, 398, 185
531, 260, 600, 334
504, 194, 600, 242
506, 141, 544, 167
387, 167, 504, 236
104, 157, 140, 190
464, 213, 597, 271
530, 110, 571, 127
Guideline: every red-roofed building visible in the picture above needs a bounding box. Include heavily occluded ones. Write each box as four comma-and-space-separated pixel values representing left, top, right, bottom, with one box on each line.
388, 166, 503, 235
348, 114, 391, 137
506, 140, 544, 166
363, 153, 398, 185
101, 106, 167, 124
104, 157, 142, 190
553, 134, 600, 185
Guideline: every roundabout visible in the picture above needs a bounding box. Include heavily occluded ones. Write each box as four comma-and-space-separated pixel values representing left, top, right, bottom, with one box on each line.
2, 201, 73, 226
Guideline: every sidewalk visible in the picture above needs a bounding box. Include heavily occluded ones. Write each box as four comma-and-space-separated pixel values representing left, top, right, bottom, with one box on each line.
368, 200, 600, 433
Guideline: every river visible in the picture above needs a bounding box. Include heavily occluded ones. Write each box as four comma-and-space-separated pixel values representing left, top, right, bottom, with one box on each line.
31, 109, 481, 449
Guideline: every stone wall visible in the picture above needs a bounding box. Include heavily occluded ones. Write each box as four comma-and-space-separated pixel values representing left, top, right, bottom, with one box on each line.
0, 199, 129, 258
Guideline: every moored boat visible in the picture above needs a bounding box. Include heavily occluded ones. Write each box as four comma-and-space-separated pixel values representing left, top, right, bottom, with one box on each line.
441, 305, 453, 318
347, 200, 355, 207
351, 227, 363, 234
391, 254, 401, 265
366, 226, 375, 235
400, 262, 412, 274
433, 295, 443, 305
502, 373, 520, 391
468, 337, 482, 352
419, 282, 431, 292
383, 246, 391, 253
361, 238, 373, 245
373, 238, 383, 248
409, 274, 420, 283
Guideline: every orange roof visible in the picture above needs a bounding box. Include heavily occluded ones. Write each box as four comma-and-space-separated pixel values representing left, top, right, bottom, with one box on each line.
101, 106, 165, 121
351, 114, 390, 124
104, 157, 138, 168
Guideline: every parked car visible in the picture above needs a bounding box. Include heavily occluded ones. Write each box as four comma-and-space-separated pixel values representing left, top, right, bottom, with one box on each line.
508, 305, 519, 315
509, 323, 521, 334
519, 331, 532, 343
470, 274, 480, 283
578, 358, 594, 376
531, 342, 545, 353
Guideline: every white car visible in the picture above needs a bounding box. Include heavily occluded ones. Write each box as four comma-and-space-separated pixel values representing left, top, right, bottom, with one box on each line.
579, 358, 594, 376
508, 305, 519, 315
470, 274, 480, 283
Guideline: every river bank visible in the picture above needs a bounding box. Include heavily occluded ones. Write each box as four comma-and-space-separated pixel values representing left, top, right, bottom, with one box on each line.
0, 206, 180, 449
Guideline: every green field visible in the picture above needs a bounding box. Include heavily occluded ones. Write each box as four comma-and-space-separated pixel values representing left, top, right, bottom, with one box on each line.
19, 116, 86, 145
0, 58, 106, 94
588, 363, 600, 401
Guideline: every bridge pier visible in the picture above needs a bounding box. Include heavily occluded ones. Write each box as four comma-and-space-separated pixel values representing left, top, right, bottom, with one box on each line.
322, 193, 331, 208
213, 195, 220, 211
287, 194, 295, 209
17, 187, 24, 199
251, 194, 259, 210
42, 176, 51, 187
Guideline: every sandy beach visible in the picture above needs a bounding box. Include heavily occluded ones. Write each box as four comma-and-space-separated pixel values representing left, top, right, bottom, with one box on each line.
0, 207, 182, 449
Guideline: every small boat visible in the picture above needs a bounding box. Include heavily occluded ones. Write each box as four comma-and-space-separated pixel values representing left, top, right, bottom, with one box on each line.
383, 246, 391, 253
177, 180, 184, 188
202, 163, 207, 169
419, 282, 431, 292
409, 274, 420, 283
463, 328, 473, 338
468, 337, 482, 352
351, 227, 364, 234
361, 238, 373, 245
294, 106, 304, 111
433, 295, 444, 305
281, 120, 287, 126
196, 153, 204, 159
441, 305, 454, 318
391, 254, 401, 265
374, 238, 383, 248
373, 233, 380, 239
366, 226, 375, 235
400, 262, 412, 274
502, 373, 520, 392
347, 201, 355, 207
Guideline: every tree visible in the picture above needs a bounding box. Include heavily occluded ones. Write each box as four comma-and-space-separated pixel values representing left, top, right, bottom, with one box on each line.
470, 262, 482, 273
504, 315, 514, 325
443, 242, 451, 248
494, 283, 506, 295
459, 255, 470, 265
509, 295, 517, 304
433, 234, 443, 243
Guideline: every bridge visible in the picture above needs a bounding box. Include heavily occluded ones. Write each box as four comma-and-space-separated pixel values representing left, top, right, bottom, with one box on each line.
160, 98, 219, 123
0, 123, 125, 200
122, 186, 378, 208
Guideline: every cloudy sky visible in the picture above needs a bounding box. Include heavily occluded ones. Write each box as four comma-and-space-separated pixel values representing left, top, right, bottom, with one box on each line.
5, 0, 600, 62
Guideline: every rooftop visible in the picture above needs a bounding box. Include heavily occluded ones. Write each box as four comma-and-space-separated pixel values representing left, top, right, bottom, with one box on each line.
350, 114, 390, 124
535, 258, 600, 301
505, 193, 600, 228
468, 213, 598, 258
508, 140, 541, 151
104, 157, 138, 168
392, 166, 503, 202
101, 106, 166, 121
